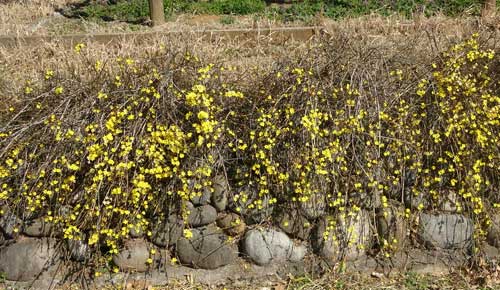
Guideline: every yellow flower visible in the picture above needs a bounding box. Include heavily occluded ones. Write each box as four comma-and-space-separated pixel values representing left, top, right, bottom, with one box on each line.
45, 69, 54, 79
54, 86, 64, 95
197, 111, 209, 120
95, 60, 102, 71
74, 43, 85, 53
88, 233, 99, 245
183, 229, 193, 239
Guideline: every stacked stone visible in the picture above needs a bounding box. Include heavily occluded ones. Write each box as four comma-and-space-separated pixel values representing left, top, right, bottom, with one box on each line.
1, 173, 495, 282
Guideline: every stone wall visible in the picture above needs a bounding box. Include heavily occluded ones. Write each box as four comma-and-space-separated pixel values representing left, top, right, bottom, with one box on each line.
1, 175, 499, 287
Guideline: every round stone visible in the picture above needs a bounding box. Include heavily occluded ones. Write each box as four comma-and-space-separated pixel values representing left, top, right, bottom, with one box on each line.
23, 218, 53, 237
113, 239, 152, 272
375, 202, 407, 251
0, 210, 21, 239
0, 238, 59, 281
151, 215, 185, 247
229, 186, 274, 225
242, 228, 306, 266
314, 211, 372, 261
418, 213, 473, 250
300, 193, 326, 219
176, 226, 237, 269
187, 203, 217, 227
276, 209, 312, 240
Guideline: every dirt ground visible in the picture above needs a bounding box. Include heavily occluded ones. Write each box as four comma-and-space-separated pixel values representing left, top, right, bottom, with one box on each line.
2, 248, 500, 289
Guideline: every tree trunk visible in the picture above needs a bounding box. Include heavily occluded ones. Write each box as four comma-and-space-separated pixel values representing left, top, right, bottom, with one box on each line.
149, 0, 165, 26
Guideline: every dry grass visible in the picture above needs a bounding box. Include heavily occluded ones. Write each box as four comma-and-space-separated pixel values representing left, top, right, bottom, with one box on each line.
280, 271, 500, 290
0, 30, 313, 109
0, 0, 76, 35
1, 15, 497, 110
50, 271, 500, 289
151, 14, 307, 31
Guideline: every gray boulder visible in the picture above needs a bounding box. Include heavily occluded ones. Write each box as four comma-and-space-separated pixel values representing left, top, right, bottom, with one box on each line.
129, 225, 144, 238
187, 203, 217, 227
376, 202, 407, 251
418, 213, 473, 250
152, 248, 170, 269
349, 191, 375, 210
23, 218, 53, 237
439, 191, 459, 213
242, 228, 307, 266
128, 220, 145, 238
404, 189, 429, 210
151, 215, 184, 247
113, 239, 152, 272
0, 238, 59, 281
176, 226, 237, 269
190, 188, 212, 206
314, 211, 371, 261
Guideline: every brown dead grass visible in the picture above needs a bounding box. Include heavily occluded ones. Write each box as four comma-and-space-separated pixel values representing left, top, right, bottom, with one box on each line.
1, 15, 497, 121
49, 271, 500, 289
0, 31, 311, 108
0, 0, 77, 36
0, 15, 497, 92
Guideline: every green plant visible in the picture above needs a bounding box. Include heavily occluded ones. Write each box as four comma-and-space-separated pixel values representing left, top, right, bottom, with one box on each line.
220, 15, 235, 25
65, 0, 498, 24
186, 0, 266, 15
78, 0, 151, 22
404, 271, 430, 290
267, 0, 494, 22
